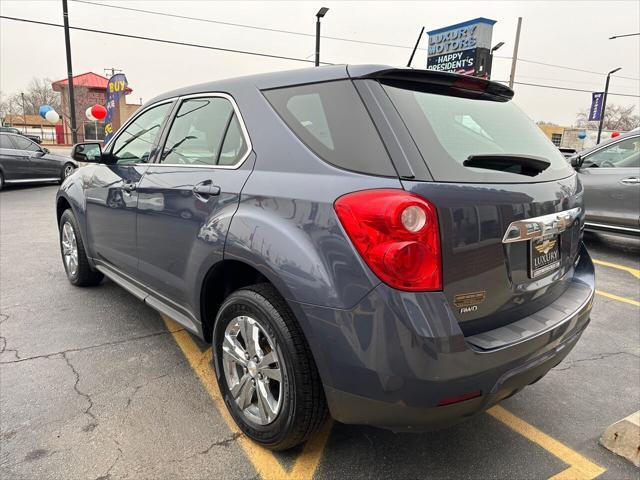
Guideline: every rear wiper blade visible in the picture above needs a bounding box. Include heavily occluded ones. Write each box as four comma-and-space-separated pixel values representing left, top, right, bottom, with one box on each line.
463, 154, 551, 176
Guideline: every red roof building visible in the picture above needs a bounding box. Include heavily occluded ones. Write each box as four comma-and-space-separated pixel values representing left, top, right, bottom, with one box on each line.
52, 72, 138, 144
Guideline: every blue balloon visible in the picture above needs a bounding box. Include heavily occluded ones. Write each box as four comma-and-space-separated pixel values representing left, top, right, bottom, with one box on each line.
39, 105, 52, 119
578, 131, 587, 140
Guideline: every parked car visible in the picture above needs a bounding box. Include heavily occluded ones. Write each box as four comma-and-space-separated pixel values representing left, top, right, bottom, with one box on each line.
559, 147, 577, 159
0, 126, 42, 144
0, 132, 77, 189
570, 130, 640, 236
57, 65, 594, 450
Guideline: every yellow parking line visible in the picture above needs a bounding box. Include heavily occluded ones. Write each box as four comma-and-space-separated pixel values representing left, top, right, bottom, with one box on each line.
162, 315, 331, 480
595, 290, 640, 307
488, 405, 605, 480
593, 259, 640, 279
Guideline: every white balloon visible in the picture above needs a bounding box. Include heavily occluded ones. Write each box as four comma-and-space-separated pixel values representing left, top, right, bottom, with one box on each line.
45, 110, 60, 123
85, 107, 97, 121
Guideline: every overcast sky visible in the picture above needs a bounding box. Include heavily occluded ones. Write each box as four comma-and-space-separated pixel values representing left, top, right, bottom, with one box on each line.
1, 0, 639, 126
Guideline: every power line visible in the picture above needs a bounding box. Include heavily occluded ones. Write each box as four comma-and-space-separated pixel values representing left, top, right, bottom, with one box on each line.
0, 15, 332, 65
494, 80, 640, 97
493, 55, 639, 81
2, 13, 638, 99
74, 0, 640, 82
71, 0, 416, 50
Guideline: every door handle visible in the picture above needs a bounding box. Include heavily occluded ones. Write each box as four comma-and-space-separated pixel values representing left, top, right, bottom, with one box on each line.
193, 182, 221, 197
123, 182, 137, 192
620, 177, 640, 185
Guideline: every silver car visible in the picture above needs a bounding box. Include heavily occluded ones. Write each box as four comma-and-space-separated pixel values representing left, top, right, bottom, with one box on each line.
572, 131, 640, 236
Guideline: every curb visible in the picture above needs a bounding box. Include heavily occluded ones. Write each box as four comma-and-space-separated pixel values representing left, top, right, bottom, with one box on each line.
599, 411, 640, 467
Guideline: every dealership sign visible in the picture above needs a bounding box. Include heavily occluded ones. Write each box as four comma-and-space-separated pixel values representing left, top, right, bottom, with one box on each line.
426, 18, 496, 76
588, 92, 604, 121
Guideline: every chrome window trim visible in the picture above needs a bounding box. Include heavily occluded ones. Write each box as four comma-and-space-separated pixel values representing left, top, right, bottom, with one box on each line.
502, 207, 582, 243
150, 92, 253, 171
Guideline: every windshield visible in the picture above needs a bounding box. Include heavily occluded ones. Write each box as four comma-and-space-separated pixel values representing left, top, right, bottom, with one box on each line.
381, 82, 574, 183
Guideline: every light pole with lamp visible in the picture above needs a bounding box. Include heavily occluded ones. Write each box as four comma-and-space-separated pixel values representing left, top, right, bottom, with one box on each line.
315, 7, 329, 67
487, 41, 505, 80
597, 67, 622, 144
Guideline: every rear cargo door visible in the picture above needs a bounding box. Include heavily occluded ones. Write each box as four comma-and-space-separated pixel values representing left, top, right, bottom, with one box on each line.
357, 74, 584, 334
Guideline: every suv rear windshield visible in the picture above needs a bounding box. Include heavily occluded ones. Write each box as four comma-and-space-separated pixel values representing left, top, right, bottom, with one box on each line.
263, 80, 396, 177
381, 82, 574, 183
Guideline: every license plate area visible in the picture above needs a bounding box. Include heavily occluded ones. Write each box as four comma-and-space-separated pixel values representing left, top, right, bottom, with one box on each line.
529, 235, 561, 278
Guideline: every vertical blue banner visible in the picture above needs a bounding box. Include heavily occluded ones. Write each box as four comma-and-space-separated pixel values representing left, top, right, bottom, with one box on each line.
588, 92, 604, 121
104, 73, 128, 144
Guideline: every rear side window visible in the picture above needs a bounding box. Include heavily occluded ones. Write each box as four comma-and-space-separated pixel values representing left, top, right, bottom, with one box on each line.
381, 82, 574, 183
11, 135, 40, 151
0, 134, 14, 149
264, 80, 396, 177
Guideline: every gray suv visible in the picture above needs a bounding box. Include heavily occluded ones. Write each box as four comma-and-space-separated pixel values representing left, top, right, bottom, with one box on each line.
57, 65, 594, 450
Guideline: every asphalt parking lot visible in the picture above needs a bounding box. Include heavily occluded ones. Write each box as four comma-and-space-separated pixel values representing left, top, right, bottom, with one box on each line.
1, 184, 639, 480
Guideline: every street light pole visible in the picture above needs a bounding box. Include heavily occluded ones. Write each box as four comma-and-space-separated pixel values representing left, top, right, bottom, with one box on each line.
62, 0, 77, 144
315, 7, 329, 67
488, 41, 505, 80
597, 67, 622, 144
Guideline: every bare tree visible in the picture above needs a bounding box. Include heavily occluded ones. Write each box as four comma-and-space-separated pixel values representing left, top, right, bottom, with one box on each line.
575, 104, 640, 131
0, 78, 62, 119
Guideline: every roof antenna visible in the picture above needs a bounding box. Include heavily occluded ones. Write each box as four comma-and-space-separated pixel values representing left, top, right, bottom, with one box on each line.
407, 27, 425, 68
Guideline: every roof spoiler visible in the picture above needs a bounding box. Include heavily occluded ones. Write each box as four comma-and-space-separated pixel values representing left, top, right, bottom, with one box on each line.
354, 68, 514, 102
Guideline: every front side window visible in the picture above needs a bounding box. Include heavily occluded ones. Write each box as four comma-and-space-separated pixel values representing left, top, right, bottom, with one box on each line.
110, 103, 172, 165
11, 135, 40, 152
263, 80, 395, 177
160, 97, 247, 166
583, 137, 640, 168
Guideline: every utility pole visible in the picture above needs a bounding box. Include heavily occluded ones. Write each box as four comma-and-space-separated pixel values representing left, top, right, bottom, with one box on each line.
597, 67, 622, 144
104, 67, 123, 78
62, 0, 77, 144
315, 7, 329, 67
508, 17, 522, 89
407, 27, 425, 68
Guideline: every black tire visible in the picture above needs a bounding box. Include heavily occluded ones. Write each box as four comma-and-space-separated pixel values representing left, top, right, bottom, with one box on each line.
0, 171, 4, 191
213, 283, 327, 451
61, 163, 75, 183
59, 209, 103, 286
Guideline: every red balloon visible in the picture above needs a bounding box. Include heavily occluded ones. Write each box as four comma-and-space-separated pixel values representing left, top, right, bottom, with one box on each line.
91, 104, 107, 121
611, 131, 620, 138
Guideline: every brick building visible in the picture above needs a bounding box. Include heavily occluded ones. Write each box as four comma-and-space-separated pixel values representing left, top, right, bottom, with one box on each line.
52, 72, 140, 144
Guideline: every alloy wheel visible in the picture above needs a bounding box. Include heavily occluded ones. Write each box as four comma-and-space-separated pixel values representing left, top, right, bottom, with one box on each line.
64, 165, 75, 178
61, 222, 79, 277
222, 315, 284, 425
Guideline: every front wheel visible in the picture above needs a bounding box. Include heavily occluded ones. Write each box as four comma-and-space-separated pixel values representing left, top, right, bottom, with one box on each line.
59, 209, 103, 286
213, 284, 327, 451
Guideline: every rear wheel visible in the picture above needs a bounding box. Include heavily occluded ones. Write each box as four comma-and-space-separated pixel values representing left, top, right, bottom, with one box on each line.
213, 283, 327, 450
59, 209, 103, 286
0, 171, 4, 190
61, 163, 75, 182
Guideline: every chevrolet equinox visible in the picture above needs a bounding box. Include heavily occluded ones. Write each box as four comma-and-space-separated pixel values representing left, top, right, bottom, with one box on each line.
57, 65, 594, 450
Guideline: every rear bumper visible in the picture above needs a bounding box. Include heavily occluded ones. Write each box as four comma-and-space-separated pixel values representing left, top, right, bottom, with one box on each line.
290, 244, 594, 430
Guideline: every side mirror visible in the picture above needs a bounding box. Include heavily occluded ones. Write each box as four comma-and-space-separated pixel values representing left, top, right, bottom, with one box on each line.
41, 147, 50, 154
72, 142, 102, 163
570, 155, 582, 169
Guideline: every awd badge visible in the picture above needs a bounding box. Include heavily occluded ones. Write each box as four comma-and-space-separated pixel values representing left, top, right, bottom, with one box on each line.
454, 291, 486, 314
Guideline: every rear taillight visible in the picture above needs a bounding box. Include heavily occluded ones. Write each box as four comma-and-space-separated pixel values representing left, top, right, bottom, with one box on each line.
334, 189, 442, 291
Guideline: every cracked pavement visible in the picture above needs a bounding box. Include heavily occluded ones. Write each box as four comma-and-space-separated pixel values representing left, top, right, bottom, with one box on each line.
1, 185, 639, 480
